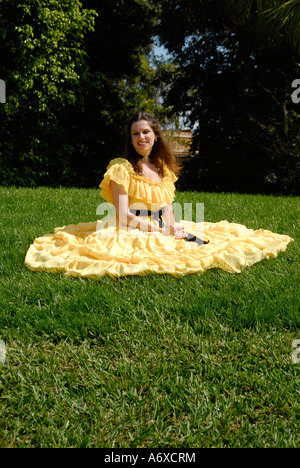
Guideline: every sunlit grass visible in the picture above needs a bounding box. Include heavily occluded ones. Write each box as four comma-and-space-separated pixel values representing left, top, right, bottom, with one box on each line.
0, 187, 299, 447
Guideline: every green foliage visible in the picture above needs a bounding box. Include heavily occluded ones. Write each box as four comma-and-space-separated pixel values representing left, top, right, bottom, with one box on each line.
0, 0, 162, 187
1, 0, 300, 193
0, 0, 97, 186
115, 55, 178, 128
226, 0, 300, 52
156, 0, 300, 194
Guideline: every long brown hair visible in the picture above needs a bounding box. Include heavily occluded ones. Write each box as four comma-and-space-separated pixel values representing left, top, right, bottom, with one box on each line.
122, 112, 181, 177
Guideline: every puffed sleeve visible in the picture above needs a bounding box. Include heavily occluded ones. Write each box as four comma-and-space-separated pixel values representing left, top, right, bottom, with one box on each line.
99, 158, 134, 204
163, 165, 178, 183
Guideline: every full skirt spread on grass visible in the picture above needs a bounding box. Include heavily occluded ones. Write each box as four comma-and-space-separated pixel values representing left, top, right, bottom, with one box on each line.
24, 218, 293, 278
24, 158, 294, 278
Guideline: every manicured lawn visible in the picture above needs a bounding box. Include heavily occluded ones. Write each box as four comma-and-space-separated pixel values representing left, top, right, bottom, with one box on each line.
0, 187, 299, 447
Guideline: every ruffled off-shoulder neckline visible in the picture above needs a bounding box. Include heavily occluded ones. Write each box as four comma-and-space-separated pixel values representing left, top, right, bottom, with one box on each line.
106, 157, 173, 185
99, 157, 177, 206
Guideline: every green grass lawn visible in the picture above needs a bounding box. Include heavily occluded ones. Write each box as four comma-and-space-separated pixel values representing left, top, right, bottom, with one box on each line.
0, 186, 299, 448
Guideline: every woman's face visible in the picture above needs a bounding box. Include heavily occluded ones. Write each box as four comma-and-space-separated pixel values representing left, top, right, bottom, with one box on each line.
131, 120, 157, 157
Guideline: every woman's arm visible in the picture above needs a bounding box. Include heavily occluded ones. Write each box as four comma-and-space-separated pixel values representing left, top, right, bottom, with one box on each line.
161, 204, 175, 232
162, 204, 187, 239
111, 181, 163, 233
111, 181, 186, 238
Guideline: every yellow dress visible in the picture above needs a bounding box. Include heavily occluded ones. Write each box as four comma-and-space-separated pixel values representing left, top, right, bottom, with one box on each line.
24, 158, 294, 278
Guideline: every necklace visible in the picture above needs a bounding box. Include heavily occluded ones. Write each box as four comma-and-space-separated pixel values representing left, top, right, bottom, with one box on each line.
142, 155, 149, 162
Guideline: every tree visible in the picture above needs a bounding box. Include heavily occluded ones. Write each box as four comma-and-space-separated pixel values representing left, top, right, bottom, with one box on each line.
72, 0, 162, 186
156, 0, 300, 194
0, 0, 97, 186
226, 0, 300, 53
0, 0, 163, 187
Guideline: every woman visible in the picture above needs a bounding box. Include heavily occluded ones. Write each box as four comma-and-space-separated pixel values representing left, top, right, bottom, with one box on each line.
25, 111, 293, 278
109, 111, 188, 240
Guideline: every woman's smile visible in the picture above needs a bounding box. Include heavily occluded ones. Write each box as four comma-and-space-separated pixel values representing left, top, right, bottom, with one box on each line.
131, 120, 157, 156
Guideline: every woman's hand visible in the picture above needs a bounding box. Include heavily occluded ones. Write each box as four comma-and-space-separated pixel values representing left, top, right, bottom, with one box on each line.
161, 205, 187, 239
162, 226, 187, 239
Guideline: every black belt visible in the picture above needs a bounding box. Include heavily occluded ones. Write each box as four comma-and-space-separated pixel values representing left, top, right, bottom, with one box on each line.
130, 209, 164, 228
130, 209, 209, 246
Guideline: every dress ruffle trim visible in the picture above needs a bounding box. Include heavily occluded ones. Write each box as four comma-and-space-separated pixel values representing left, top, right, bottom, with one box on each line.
24, 220, 294, 279
99, 158, 176, 205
